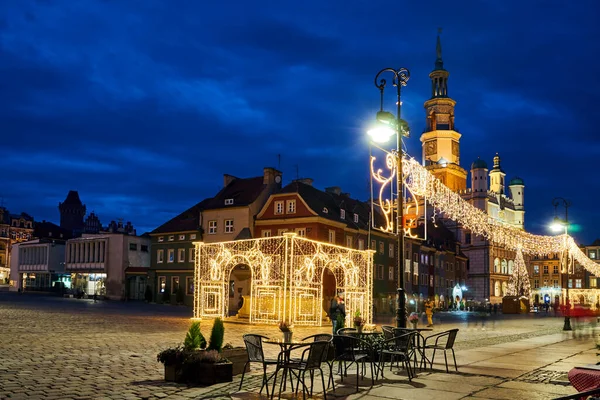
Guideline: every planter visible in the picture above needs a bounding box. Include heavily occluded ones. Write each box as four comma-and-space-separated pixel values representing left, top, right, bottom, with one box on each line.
356, 325, 363, 334
411, 321, 418, 329
283, 331, 293, 343
222, 347, 250, 376
164, 364, 185, 383
188, 362, 233, 385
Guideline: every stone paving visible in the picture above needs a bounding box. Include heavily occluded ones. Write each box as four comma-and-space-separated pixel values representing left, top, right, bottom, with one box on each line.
0, 293, 597, 399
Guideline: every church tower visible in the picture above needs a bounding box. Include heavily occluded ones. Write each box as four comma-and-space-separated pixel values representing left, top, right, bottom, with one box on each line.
420, 30, 467, 192
489, 153, 506, 194
59, 190, 86, 236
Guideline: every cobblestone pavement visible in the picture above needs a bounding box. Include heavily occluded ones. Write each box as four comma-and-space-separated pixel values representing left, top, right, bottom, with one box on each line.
0, 293, 596, 399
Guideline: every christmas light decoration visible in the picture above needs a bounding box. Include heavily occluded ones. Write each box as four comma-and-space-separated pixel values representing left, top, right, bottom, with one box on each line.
194, 233, 373, 326
506, 248, 531, 298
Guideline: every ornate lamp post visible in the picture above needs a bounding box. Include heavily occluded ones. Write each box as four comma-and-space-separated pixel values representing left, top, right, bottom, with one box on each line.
551, 197, 572, 331
367, 67, 410, 328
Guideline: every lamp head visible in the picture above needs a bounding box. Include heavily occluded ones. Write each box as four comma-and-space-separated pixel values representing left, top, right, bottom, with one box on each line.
367, 111, 410, 143
550, 216, 564, 233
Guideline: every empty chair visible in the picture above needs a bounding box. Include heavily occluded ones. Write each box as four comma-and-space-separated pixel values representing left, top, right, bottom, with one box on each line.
239, 334, 279, 395
422, 328, 459, 372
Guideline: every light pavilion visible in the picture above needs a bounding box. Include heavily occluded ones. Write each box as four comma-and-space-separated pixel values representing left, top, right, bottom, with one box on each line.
193, 232, 374, 326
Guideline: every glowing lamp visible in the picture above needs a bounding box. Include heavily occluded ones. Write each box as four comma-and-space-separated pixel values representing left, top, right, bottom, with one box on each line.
550, 217, 565, 233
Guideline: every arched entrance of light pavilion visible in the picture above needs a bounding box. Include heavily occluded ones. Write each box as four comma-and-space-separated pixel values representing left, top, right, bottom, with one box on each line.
193, 233, 374, 326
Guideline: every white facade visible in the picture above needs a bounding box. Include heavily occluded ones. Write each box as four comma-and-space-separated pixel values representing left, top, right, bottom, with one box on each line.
65, 233, 150, 300
9, 240, 66, 291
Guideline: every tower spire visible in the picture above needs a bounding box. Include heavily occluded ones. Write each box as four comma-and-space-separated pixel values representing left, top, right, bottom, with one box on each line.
435, 27, 443, 70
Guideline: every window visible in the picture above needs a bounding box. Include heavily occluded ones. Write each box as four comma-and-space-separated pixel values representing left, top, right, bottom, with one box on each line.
568, 279, 573, 288
225, 220, 234, 233
157, 249, 164, 263
389, 244, 394, 258
379, 242, 384, 254
168, 235, 174, 241
190, 234, 197, 240
186, 277, 194, 295
533, 265, 539, 274
129, 243, 137, 251
295, 228, 306, 237
171, 277, 180, 294
371, 240, 376, 250
430, 275, 434, 287
262, 230, 272, 237
358, 239, 364, 250
388, 267, 394, 281
158, 236, 164, 243
189, 248, 195, 262
140, 244, 148, 252
168, 249, 175, 263
225, 198, 234, 205
179, 234, 186, 240
377, 265, 384, 280
553, 279, 559, 288
328, 230, 335, 244
543, 265, 548, 274
340, 209, 345, 220
346, 236, 352, 248
591, 278, 597, 288
277, 228, 288, 235
575, 279, 582, 288
286, 200, 296, 214
178, 248, 185, 262
275, 201, 284, 215
553, 265, 558, 274
465, 232, 471, 245
354, 213, 359, 223
534, 279, 539, 288
208, 221, 217, 234
159, 276, 166, 293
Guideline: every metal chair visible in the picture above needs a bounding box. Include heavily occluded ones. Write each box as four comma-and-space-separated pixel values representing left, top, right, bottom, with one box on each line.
239, 334, 279, 395
302, 334, 335, 391
332, 334, 375, 392
380, 331, 417, 381
286, 341, 330, 400
422, 328, 459, 372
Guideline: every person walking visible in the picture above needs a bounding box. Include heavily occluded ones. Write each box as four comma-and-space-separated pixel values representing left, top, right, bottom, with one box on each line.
425, 298, 434, 327
329, 296, 342, 334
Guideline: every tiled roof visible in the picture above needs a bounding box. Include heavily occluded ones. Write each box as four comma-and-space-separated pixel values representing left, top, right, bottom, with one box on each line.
203, 176, 266, 210
151, 198, 212, 234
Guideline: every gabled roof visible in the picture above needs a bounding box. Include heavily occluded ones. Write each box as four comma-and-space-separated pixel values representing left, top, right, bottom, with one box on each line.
203, 176, 266, 210
277, 181, 374, 231
34, 221, 73, 240
151, 198, 212, 234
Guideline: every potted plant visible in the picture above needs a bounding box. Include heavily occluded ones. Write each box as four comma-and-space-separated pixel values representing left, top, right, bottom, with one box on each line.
184, 349, 232, 385
353, 310, 365, 333
157, 321, 206, 382
279, 320, 293, 342
221, 343, 250, 376
408, 312, 419, 329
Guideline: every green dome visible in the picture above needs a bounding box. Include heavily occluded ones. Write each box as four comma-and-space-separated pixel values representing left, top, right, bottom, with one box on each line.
509, 177, 525, 186
471, 158, 487, 170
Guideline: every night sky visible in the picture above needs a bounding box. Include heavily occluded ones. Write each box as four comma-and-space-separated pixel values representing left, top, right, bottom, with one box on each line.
1, 1, 599, 244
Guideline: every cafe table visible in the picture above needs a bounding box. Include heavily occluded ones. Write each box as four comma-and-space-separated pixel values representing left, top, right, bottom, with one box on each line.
263, 338, 308, 397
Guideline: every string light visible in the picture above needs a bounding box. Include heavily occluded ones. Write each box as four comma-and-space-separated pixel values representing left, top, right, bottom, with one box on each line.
194, 233, 373, 326
506, 248, 531, 298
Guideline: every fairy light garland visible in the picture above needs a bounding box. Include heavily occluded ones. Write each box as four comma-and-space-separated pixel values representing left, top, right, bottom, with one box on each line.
402, 156, 600, 277
506, 248, 531, 297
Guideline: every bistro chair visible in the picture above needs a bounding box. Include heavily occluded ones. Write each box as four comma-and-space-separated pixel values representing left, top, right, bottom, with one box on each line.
239, 334, 279, 396
286, 341, 330, 400
423, 328, 459, 372
301, 334, 335, 391
332, 334, 375, 392
380, 331, 417, 381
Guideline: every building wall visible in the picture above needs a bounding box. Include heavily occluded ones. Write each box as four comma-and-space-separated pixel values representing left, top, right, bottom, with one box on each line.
202, 207, 252, 243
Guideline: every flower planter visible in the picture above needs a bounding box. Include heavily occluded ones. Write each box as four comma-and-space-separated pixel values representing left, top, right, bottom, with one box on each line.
188, 362, 233, 385
221, 347, 250, 376
164, 364, 185, 383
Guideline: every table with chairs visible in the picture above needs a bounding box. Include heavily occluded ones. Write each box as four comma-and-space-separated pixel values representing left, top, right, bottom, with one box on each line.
238, 325, 460, 398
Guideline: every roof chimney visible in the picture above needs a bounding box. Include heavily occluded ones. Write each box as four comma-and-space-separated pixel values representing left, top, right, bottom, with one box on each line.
325, 186, 341, 195
223, 174, 237, 187
293, 178, 313, 186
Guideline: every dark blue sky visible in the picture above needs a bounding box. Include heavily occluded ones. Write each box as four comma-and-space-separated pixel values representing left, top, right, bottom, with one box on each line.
1, 1, 598, 244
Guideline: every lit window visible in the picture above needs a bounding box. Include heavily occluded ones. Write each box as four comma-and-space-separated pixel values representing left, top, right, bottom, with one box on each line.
590, 251, 597, 259
178, 248, 185, 262
179, 234, 185, 240
225, 198, 234, 205
379, 242, 384, 254
159, 276, 166, 293
190, 234, 197, 240
286, 200, 296, 214
224, 220, 234, 233
534, 279, 539, 288
590, 278, 597, 288
575, 279, 582, 288
358, 239, 364, 250
157, 249, 164, 263
275, 201, 284, 215
354, 213, 359, 223
568, 279, 573, 288
328, 230, 335, 244
295, 228, 306, 237
208, 220, 217, 234
277, 229, 288, 235
533, 265, 539, 274
346, 236, 352, 248
340, 209, 345, 220
262, 230, 272, 237
158, 236, 164, 243
167, 249, 175, 263
553, 280, 559, 288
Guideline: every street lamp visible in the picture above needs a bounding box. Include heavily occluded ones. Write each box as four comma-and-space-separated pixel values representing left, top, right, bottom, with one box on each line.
368, 67, 410, 328
551, 197, 572, 331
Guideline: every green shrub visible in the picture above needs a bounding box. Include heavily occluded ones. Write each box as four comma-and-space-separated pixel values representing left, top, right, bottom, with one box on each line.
175, 285, 185, 304
336, 313, 345, 330
207, 318, 225, 352
183, 322, 206, 351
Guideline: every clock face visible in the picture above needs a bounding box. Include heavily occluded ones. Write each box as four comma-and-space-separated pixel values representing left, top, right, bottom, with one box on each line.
425, 141, 436, 156
275, 176, 281, 183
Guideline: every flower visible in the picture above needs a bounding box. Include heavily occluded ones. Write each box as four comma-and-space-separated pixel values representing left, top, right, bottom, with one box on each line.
408, 312, 419, 323
278, 320, 292, 332
353, 310, 364, 327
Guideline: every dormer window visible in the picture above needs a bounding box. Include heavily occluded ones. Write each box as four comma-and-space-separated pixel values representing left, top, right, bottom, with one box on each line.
225, 198, 234, 205
340, 210, 345, 220
354, 213, 359, 223
158, 236, 164, 242
323, 207, 328, 214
